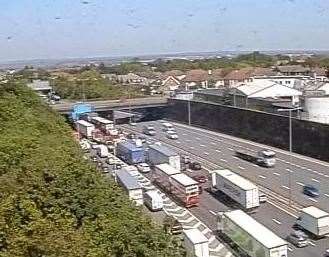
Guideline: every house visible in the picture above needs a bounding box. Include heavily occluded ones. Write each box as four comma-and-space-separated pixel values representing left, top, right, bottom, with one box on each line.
163, 70, 186, 81
313, 67, 328, 82
232, 80, 302, 107
27, 80, 52, 96
208, 69, 225, 88
159, 76, 181, 93
182, 69, 209, 89
275, 65, 311, 76
224, 67, 254, 87
116, 73, 148, 85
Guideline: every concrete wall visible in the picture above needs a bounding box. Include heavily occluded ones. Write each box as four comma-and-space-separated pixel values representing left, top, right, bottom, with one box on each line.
167, 99, 329, 161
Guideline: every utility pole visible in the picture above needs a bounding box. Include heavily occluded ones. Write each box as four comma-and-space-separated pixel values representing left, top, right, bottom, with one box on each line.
188, 100, 191, 126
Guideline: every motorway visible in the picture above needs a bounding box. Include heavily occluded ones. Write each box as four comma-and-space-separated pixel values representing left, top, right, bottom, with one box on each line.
119, 120, 329, 257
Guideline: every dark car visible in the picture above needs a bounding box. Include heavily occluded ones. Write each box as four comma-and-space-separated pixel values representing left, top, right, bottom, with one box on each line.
189, 162, 202, 170
138, 136, 147, 143
303, 185, 320, 198
192, 175, 208, 184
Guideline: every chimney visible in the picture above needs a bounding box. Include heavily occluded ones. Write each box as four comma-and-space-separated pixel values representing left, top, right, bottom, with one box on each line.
208, 70, 212, 75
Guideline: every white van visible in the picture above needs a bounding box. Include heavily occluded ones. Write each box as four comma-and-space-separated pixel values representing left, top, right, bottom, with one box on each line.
162, 122, 174, 131
144, 190, 163, 211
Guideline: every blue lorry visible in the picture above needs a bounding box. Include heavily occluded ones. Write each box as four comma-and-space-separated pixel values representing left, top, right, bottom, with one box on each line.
116, 140, 145, 164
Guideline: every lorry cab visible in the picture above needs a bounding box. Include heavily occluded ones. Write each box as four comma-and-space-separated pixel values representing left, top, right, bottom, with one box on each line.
143, 125, 156, 136
257, 149, 276, 167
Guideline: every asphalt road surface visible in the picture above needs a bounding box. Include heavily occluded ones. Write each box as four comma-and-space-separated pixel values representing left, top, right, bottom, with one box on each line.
119, 120, 329, 257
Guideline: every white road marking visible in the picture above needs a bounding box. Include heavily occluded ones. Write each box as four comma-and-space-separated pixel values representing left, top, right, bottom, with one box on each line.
288, 247, 293, 252
238, 166, 245, 170
176, 141, 181, 144
182, 133, 187, 136
325, 175, 329, 178
200, 144, 206, 147
252, 164, 258, 167
204, 152, 209, 155
319, 172, 324, 176
258, 175, 266, 179
282, 185, 290, 190
273, 172, 281, 176
308, 198, 318, 203
272, 218, 281, 225
296, 182, 305, 186
286, 168, 294, 173
220, 158, 227, 163
211, 142, 216, 145
324, 194, 329, 198
308, 241, 316, 246
311, 178, 320, 183
215, 149, 221, 153
196, 137, 201, 140
209, 210, 217, 216
228, 147, 234, 151
233, 156, 239, 160
185, 139, 191, 142
190, 146, 195, 149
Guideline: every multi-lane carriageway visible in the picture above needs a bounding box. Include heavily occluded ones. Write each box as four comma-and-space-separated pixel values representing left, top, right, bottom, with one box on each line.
119, 120, 329, 257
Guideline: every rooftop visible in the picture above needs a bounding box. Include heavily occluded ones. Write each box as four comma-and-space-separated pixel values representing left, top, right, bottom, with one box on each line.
276, 65, 310, 73
171, 173, 198, 186
116, 169, 141, 190
183, 229, 208, 244
225, 210, 287, 248
155, 163, 180, 176
149, 144, 178, 157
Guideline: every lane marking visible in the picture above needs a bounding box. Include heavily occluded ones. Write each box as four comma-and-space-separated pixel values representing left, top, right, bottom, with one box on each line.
228, 147, 234, 151
252, 164, 258, 167
220, 158, 227, 163
308, 198, 318, 203
296, 182, 305, 186
273, 172, 281, 176
272, 218, 281, 225
204, 152, 209, 155
286, 168, 294, 173
319, 172, 324, 176
238, 166, 245, 170
215, 149, 221, 153
190, 146, 195, 149
176, 141, 181, 144
211, 142, 216, 145
196, 137, 201, 140
324, 194, 329, 198
209, 210, 217, 216
325, 175, 329, 178
311, 178, 320, 183
185, 139, 191, 142
282, 185, 290, 190
200, 144, 206, 147
182, 133, 187, 136
288, 247, 293, 252
258, 175, 266, 179
233, 156, 239, 160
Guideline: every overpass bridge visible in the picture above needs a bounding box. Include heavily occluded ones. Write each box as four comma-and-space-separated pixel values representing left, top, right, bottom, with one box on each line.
51, 97, 168, 114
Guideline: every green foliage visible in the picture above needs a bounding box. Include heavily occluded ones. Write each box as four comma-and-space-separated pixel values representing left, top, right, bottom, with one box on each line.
0, 82, 185, 257
52, 70, 143, 100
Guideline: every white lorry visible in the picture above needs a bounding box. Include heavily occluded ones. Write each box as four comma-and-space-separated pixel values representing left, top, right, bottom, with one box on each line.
183, 229, 209, 257
143, 190, 163, 211
116, 169, 143, 206
76, 120, 95, 138
153, 163, 181, 191
235, 149, 276, 168
217, 210, 288, 257
94, 144, 109, 158
148, 144, 181, 171
296, 206, 329, 238
212, 169, 259, 210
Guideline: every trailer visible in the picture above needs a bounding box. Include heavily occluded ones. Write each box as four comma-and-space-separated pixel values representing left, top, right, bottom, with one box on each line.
116, 140, 145, 164
296, 206, 329, 238
212, 169, 259, 210
75, 120, 95, 138
235, 149, 276, 168
153, 163, 181, 191
94, 144, 109, 158
148, 144, 181, 170
183, 229, 209, 257
218, 210, 288, 257
91, 116, 114, 132
170, 173, 199, 207
116, 169, 143, 206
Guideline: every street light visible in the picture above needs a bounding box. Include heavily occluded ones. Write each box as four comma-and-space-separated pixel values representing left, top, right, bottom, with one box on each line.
277, 106, 302, 206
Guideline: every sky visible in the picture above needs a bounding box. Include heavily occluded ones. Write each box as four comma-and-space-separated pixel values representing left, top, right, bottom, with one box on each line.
1, 0, 329, 61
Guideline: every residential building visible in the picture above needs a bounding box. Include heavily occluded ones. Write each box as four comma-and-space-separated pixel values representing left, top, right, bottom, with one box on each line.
275, 65, 312, 76
182, 69, 209, 89
27, 79, 52, 96
223, 67, 254, 87
116, 73, 148, 85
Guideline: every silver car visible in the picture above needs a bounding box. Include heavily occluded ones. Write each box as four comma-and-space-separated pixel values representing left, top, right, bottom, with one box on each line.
286, 230, 309, 248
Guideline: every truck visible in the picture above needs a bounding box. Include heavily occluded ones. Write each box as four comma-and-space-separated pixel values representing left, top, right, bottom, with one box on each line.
212, 169, 259, 210
217, 210, 288, 257
153, 163, 181, 190
116, 140, 145, 164
75, 120, 95, 138
91, 116, 114, 133
143, 190, 163, 211
148, 144, 181, 171
116, 169, 143, 206
143, 125, 156, 136
183, 229, 209, 257
94, 144, 109, 158
235, 149, 276, 168
295, 206, 329, 238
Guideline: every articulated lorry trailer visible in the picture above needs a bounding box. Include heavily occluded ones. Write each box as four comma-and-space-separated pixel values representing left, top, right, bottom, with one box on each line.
116, 140, 145, 165
235, 149, 276, 168
218, 210, 288, 257
212, 169, 259, 210
148, 144, 181, 171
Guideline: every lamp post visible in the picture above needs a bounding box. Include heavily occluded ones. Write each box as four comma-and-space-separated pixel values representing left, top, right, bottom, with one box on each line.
277, 107, 302, 206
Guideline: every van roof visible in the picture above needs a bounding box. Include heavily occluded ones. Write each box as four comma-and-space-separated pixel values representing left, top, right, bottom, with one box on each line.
76, 120, 94, 127
116, 170, 141, 190
302, 206, 329, 218
183, 229, 208, 244
145, 190, 162, 200
155, 163, 180, 176
171, 173, 198, 186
